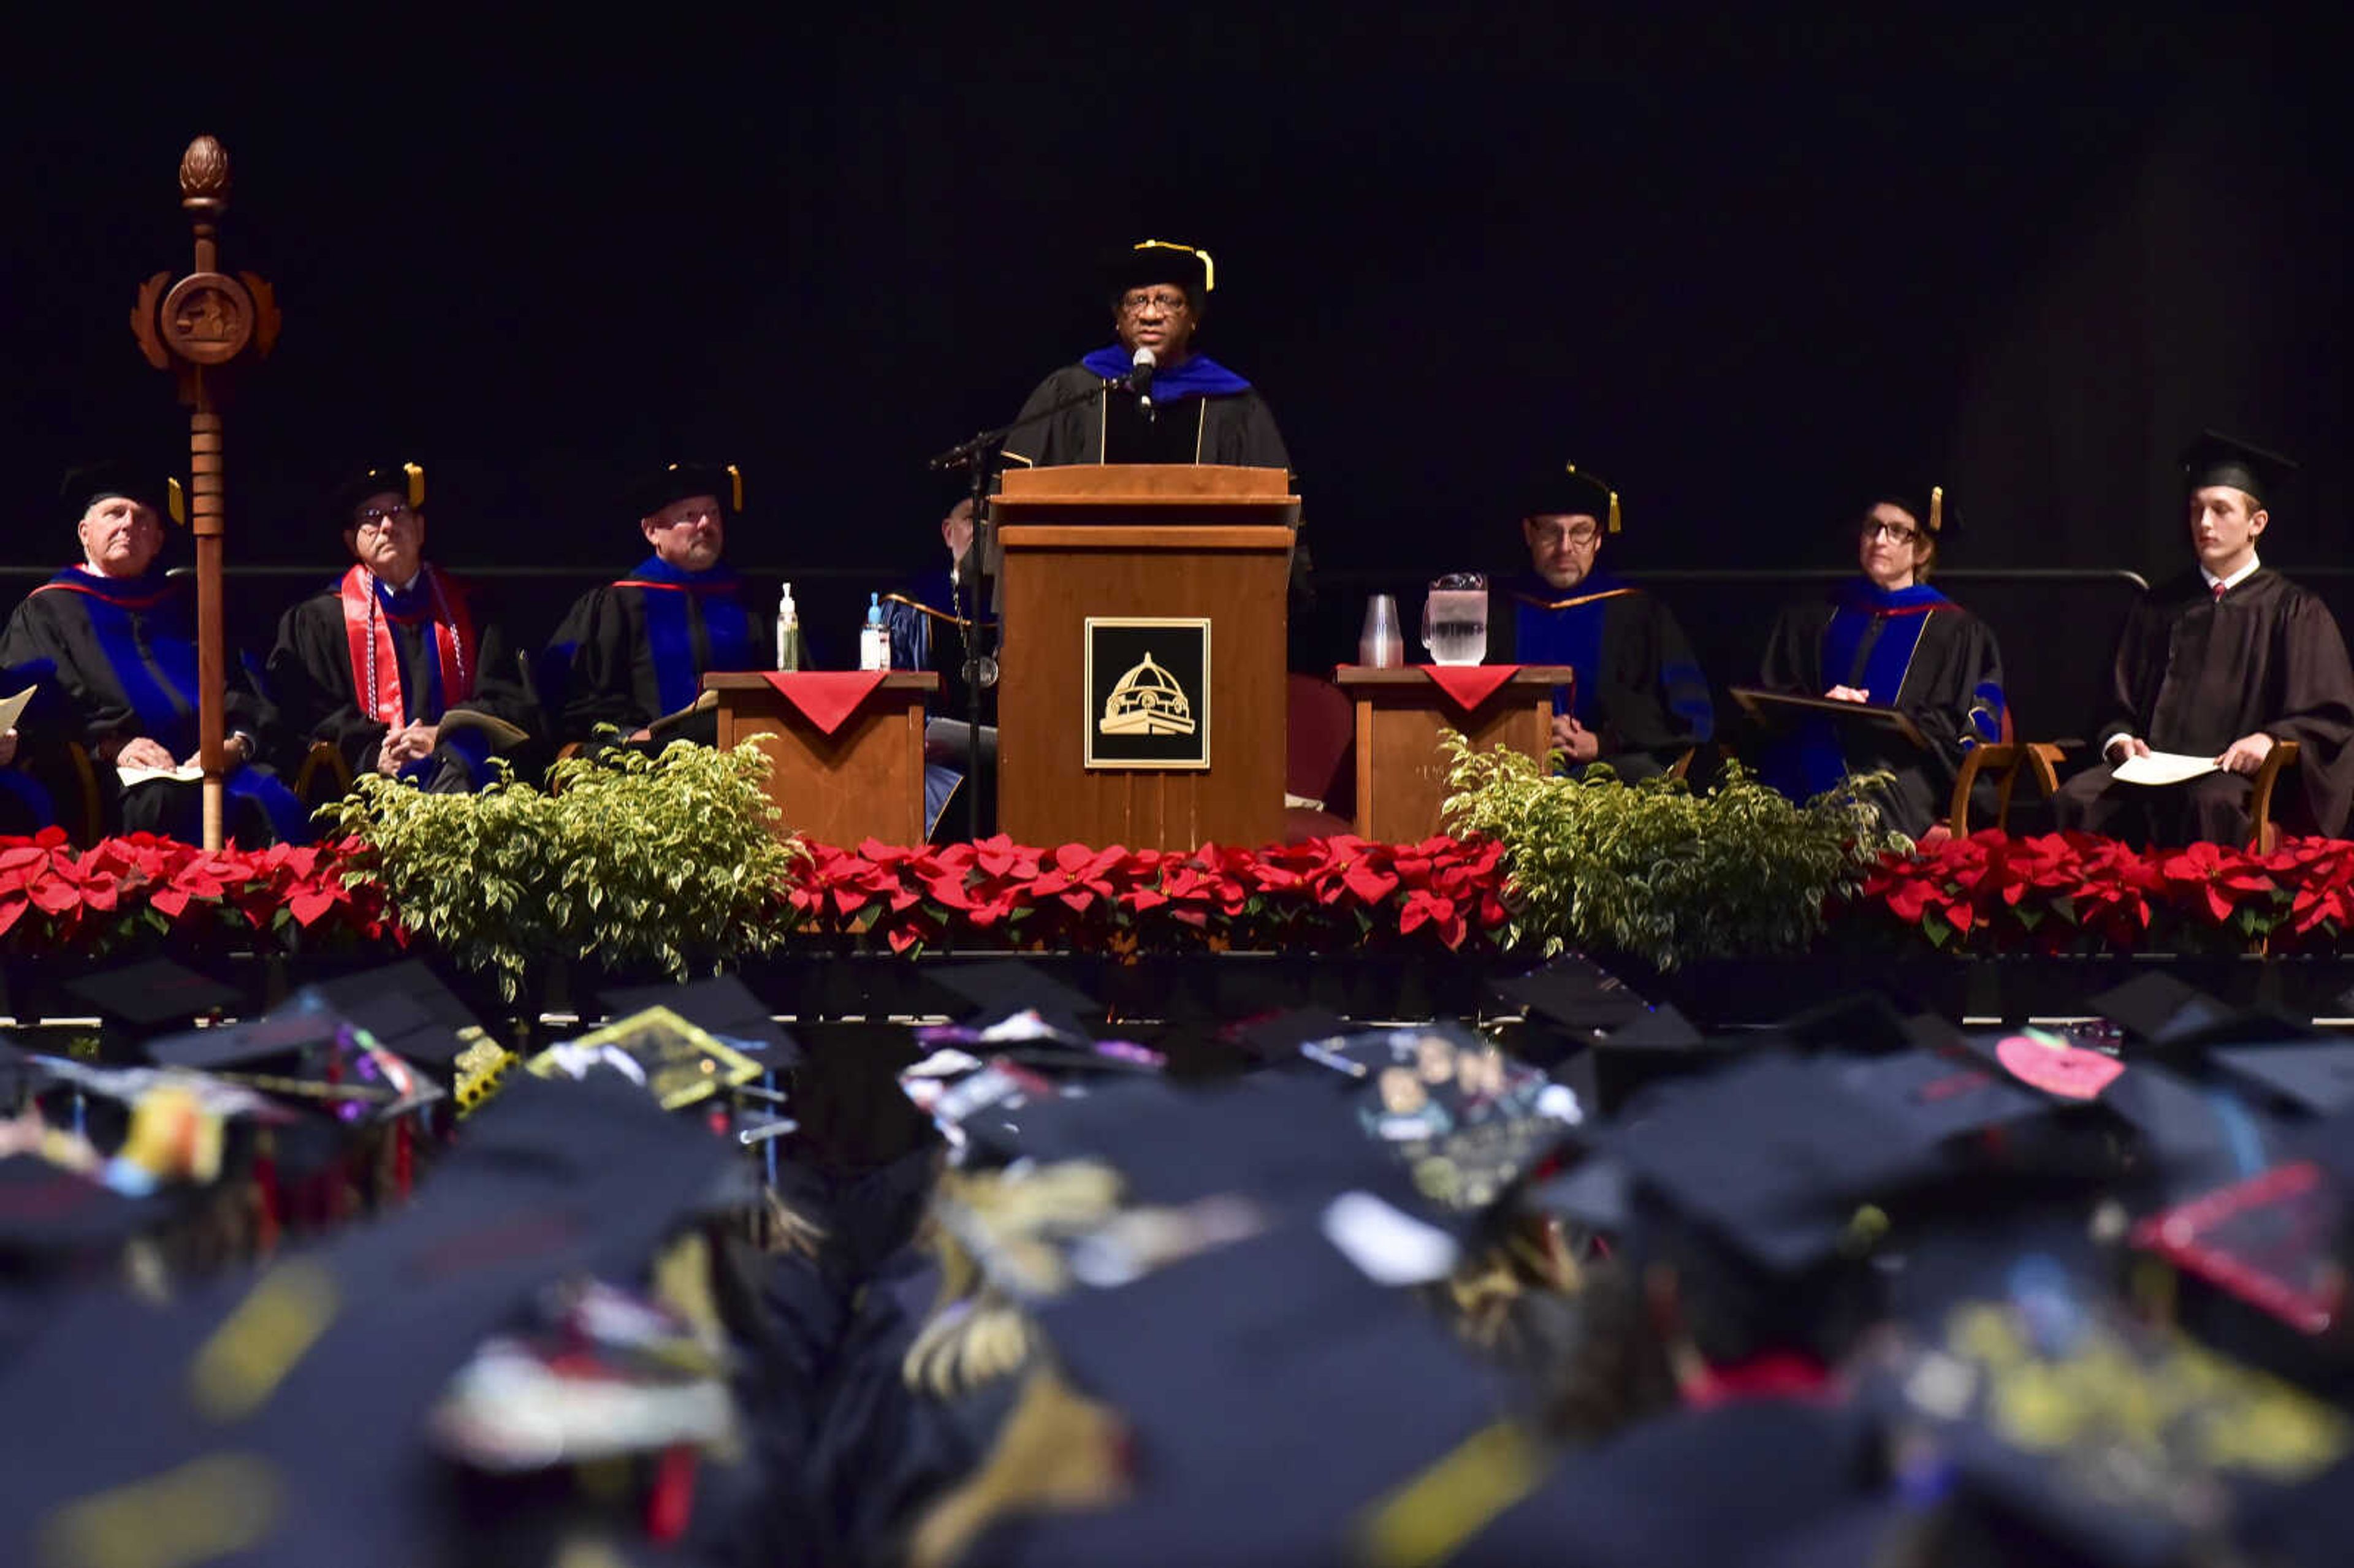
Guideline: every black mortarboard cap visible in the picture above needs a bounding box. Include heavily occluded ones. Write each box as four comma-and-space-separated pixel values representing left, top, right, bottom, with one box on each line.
329, 460, 425, 524
995, 1223, 1506, 1566
1772, 989, 1921, 1056
1494, 955, 1651, 1037
2206, 1041, 2354, 1118
1214, 1005, 1354, 1062
1103, 238, 1214, 305
302, 962, 485, 1073
1586, 1005, 1739, 1114
0, 1153, 185, 1263
630, 460, 743, 520
61, 957, 239, 1035
600, 973, 800, 1064
1606, 1054, 1936, 1275
1522, 460, 1623, 532
59, 459, 185, 527
1829, 1048, 2052, 1147
144, 999, 444, 1123
2087, 971, 2249, 1049
928, 959, 1107, 1042
2181, 429, 2298, 509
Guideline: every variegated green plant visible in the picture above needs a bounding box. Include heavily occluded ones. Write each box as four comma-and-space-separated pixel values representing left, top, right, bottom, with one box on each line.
1439, 734, 1901, 971
320, 740, 804, 998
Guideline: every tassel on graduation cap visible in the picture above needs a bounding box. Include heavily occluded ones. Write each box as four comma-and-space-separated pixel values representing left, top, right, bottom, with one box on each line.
727, 463, 744, 513
403, 462, 425, 510
167, 477, 186, 527
1928, 485, 1943, 535
1564, 463, 1622, 534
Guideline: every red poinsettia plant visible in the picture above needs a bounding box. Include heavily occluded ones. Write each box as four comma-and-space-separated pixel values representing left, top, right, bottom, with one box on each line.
0, 828, 398, 957
782, 833, 1515, 956
1847, 828, 2354, 954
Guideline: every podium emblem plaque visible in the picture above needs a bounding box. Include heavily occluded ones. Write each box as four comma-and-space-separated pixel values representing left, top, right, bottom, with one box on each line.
1085, 617, 1211, 769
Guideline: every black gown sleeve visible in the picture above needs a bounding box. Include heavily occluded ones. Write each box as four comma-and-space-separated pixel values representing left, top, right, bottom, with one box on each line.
1594, 595, 1712, 758
2092, 591, 2171, 757
2269, 590, 2354, 835
1757, 600, 1830, 697
265, 593, 389, 776
547, 586, 644, 742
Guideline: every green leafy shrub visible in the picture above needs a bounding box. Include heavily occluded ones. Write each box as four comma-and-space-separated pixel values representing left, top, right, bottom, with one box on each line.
321, 741, 804, 997
1439, 734, 1901, 970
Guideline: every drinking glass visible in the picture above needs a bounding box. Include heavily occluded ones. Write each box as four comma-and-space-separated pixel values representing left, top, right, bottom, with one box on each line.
1358, 594, 1404, 668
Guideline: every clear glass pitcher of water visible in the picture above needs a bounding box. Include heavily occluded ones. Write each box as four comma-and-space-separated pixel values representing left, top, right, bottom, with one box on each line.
1421, 573, 1489, 666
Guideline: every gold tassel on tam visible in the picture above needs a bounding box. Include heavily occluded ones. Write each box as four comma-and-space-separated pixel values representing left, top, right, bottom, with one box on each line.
1929, 484, 1944, 534
403, 462, 425, 509
726, 464, 744, 512
166, 478, 186, 527
907, 1366, 1133, 1568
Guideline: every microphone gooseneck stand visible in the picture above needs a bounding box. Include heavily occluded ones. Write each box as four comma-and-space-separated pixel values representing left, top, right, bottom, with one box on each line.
924, 368, 1144, 842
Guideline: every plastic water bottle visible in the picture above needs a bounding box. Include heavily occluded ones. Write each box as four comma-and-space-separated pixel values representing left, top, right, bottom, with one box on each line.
776, 582, 801, 671
858, 593, 892, 671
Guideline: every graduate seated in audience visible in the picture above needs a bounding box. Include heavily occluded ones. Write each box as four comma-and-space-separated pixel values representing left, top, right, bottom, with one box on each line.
0, 462, 308, 844
2054, 433, 2354, 846
1754, 487, 2006, 838
1486, 462, 1713, 781
264, 462, 539, 796
543, 462, 774, 750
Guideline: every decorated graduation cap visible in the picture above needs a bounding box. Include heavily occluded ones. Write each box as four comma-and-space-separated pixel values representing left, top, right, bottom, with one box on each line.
1524, 460, 1622, 533
630, 460, 744, 520
330, 460, 425, 525
1104, 238, 1215, 305
2182, 429, 2298, 509
59, 459, 186, 528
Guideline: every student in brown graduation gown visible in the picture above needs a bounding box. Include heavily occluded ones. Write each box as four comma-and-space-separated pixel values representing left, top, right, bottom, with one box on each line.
2054, 434, 2354, 847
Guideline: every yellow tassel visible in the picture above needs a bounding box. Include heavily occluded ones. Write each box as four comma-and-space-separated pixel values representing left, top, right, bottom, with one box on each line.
1608, 491, 1621, 534
404, 462, 425, 509
1929, 485, 1943, 534
167, 477, 186, 527
728, 463, 744, 512
907, 1367, 1131, 1568
1566, 463, 1623, 533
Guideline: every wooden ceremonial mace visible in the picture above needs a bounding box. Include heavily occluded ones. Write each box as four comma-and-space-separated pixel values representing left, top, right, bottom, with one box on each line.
130, 137, 280, 849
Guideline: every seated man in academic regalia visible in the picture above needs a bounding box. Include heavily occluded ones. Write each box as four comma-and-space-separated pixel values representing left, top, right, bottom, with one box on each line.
1487, 462, 1713, 781
998, 239, 1312, 618
265, 462, 539, 796
887, 490, 994, 840
2054, 433, 2354, 847
1753, 487, 2007, 838
544, 462, 775, 750
0, 462, 308, 844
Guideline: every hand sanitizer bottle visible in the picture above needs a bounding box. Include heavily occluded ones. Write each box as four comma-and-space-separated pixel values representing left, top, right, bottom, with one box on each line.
776, 582, 801, 671
859, 592, 892, 671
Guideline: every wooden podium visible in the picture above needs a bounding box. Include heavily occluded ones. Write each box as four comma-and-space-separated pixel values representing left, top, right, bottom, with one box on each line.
705, 671, 938, 847
993, 465, 1297, 850
1334, 666, 1575, 842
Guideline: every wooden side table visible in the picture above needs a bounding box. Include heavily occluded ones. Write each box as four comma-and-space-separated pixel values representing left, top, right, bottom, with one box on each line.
1333, 666, 1575, 842
705, 672, 940, 845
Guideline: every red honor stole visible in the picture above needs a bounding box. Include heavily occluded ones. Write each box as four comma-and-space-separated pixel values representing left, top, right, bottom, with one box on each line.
339, 566, 477, 726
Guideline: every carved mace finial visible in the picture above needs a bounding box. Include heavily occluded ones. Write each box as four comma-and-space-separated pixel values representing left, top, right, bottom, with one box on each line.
179, 136, 230, 213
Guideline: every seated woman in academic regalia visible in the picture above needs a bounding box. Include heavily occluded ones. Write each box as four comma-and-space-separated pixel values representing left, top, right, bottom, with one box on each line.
1754, 488, 2006, 838
1485, 462, 1713, 781
0, 462, 308, 845
264, 462, 539, 796
542, 462, 775, 750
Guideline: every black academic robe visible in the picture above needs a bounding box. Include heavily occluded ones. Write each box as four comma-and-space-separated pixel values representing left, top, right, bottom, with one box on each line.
265, 567, 539, 794
1756, 579, 2007, 839
0, 568, 307, 843
2077, 567, 2354, 839
541, 560, 775, 747
1485, 571, 1715, 781
997, 360, 1314, 617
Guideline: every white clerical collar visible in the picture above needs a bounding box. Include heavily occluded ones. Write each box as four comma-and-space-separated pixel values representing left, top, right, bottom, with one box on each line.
2201, 554, 2261, 593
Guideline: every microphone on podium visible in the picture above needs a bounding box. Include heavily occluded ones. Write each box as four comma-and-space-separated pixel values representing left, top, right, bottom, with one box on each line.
1130, 345, 1157, 420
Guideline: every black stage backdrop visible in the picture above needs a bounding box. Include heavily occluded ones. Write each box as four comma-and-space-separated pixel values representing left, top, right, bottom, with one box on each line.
0, 10, 2344, 679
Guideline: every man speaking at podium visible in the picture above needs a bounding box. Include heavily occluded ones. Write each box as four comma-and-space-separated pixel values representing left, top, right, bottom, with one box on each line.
996, 239, 1311, 620
1000, 240, 1292, 473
